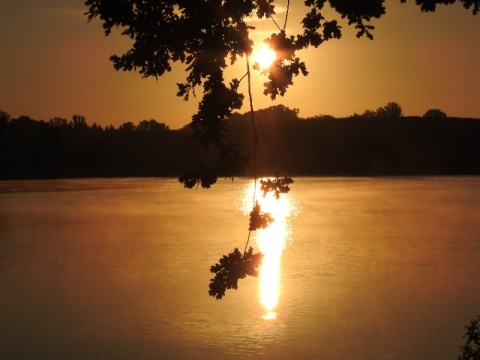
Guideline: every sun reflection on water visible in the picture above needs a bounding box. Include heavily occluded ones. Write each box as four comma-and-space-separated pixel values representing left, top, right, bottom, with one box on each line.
243, 180, 294, 319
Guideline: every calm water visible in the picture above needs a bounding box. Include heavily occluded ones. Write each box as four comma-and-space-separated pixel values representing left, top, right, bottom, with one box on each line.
1, 177, 479, 359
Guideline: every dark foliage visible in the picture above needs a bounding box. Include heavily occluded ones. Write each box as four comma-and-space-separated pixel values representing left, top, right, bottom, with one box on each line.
402, 0, 479, 14
2, 109, 480, 179
208, 247, 264, 299
375, 102, 403, 117
424, 108, 447, 117
249, 201, 274, 231
84, 0, 479, 187
178, 164, 219, 189
0, 115, 183, 179
350, 102, 404, 118
258, 31, 308, 100
259, 177, 294, 199
459, 315, 480, 360
0, 110, 11, 138
178, 141, 249, 189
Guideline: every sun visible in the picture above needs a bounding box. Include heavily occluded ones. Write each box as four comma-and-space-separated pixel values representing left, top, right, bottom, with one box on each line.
253, 44, 276, 70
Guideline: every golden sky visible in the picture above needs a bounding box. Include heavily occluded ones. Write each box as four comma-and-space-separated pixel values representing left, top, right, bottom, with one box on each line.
0, 0, 479, 129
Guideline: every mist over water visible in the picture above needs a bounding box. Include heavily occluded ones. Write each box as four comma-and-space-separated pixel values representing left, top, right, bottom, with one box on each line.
1, 177, 479, 359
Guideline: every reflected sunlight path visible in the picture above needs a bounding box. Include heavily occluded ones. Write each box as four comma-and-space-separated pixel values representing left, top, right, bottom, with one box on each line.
243, 180, 294, 319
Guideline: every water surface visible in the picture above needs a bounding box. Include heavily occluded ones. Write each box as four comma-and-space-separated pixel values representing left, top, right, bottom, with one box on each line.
1, 177, 479, 359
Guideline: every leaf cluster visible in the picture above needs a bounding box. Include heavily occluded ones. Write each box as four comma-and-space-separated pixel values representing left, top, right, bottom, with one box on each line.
259, 177, 294, 199
401, 0, 478, 14
208, 247, 264, 299
350, 101, 403, 118
260, 31, 308, 100
459, 315, 480, 360
86, 0, 479, 186
249, 200, 274, 231
423, 108, 447, 118
302, 0, 386, 42
178, 142, 249, 189
208, 176, 294, 299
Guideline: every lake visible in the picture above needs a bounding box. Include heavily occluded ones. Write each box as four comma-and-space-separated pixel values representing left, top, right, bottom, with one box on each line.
1, 177, 479, 359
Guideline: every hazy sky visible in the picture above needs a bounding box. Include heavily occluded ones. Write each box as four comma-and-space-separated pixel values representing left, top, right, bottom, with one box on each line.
1, 0, 479, 129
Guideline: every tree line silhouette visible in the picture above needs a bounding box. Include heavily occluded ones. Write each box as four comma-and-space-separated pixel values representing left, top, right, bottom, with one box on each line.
1, 104, 479, 180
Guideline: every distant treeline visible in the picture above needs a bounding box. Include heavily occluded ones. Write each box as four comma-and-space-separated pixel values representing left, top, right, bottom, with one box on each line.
1, 105, 480, 179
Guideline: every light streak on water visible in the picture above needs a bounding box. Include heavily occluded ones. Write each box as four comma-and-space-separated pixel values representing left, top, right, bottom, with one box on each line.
243, 180, 294, 319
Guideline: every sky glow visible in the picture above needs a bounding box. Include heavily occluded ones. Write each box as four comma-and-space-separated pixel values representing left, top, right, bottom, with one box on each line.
0, 0, 479, 128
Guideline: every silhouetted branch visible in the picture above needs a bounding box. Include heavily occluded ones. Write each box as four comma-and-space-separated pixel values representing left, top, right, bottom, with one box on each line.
259, 177, 294, 199
249, 201, 274, 231
208, 247, 264, 299
458, 315, 480, 360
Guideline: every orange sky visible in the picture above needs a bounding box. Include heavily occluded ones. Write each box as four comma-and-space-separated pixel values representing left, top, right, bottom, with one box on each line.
1, 1, 479, 129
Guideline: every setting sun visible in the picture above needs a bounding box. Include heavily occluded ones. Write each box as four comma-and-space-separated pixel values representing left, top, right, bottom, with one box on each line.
253, 44, 276, 70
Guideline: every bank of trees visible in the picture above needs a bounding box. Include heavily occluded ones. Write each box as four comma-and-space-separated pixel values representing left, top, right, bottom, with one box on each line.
350, 102, 404, 118
424, 108, 447, 117
1, 105, 479, 179
44, 115, 170, 133
85, 0, 479, 190
0, 112, 189, 179
349, 103, 450, 119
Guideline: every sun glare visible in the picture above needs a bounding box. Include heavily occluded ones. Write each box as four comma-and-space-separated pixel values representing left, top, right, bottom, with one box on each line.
243, 180, 293, 319
253, 44, 276, 70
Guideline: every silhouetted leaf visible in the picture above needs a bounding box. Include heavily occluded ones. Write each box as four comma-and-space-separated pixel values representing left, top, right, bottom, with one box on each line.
209, 247, 263, 300
178, 165, 218, 189
249, 201, 274, 231
259, 177, 294, 199
178, 142, 248, 189
458, 315, 480, 360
